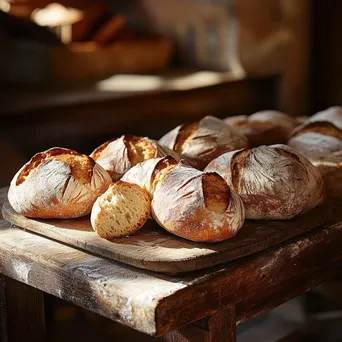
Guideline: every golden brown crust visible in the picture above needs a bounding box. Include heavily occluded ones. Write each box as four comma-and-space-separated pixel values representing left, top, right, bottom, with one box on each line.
291, 121, 342, 140
124, 135, 157, 164
273, 147, 300, 162
174, 122, 199, 154
231, 149, 251, 191
16, 148, 95, 186
150, 156, 178, 191
202, 172, 230, 213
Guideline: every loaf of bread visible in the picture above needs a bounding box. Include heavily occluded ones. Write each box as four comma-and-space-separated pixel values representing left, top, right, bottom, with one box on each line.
306, 106, 342, 129
205, 144, 325, 219
159, 116, 248, 170
224, 110, 299, 146
122, 158, 245, 242
288, 121, 342, 162
90, 134, 179, 181
8, 148, 112, 219
288, 108, 342, 200
91, 181, 151, 239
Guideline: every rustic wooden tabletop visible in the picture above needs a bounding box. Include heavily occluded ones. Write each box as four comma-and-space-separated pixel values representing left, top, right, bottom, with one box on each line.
1, 187, 342, 342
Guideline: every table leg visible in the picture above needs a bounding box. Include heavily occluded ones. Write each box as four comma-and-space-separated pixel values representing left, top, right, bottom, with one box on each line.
0, 275, 45, 342
161, 305, 236, 342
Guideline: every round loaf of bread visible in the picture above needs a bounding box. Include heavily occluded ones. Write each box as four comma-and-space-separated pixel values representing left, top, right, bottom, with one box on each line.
205, 144, 326, 220
159, 115, 248, 170
8, 147, 112, 219
90, 135, 179, 181
224, 110, 299, 146
306, 106, 342, 129
288, 121, 342, 162
91, 181, 151, 239
152, 163, 245, 242
288, 108, 342, 200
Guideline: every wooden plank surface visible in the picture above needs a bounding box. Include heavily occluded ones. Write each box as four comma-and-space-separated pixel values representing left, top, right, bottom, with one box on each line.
1, 183, 342, 336
2, 190, 341, 273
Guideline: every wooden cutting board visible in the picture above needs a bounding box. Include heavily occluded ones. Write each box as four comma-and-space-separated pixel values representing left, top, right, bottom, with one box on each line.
2, 198, 340, 274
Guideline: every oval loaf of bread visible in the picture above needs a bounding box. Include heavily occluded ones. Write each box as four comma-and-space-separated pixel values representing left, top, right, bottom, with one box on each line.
159, 115, 248, 170
91, 181, 151, 239
90, 134, 179, 181
205, 144, 326, 220
224, 110, 299, 146
151, 162, 245, 242
8, 147, 112, 219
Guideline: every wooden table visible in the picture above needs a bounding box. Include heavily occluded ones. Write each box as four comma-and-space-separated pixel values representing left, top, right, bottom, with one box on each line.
1, 188, 342, 342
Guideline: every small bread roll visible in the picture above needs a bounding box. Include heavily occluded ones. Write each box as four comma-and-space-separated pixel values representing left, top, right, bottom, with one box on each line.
224, 110, 298, 147
205, 144, 325, 220
91, 181, 151, 239
151, 163, 245, 242
90, 135, 179, 181
8, 148, 112, 219
159, 116, 248, 170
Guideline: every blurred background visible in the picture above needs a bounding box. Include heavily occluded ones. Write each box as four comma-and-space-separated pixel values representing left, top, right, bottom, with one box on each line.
1, 0, 342, 341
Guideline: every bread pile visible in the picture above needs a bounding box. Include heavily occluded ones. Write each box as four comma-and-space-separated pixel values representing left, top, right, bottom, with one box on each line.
9, 109, 335, 243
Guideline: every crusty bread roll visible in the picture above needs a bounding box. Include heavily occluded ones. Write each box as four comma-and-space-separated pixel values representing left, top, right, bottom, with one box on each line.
224, 110, 299, 147
288, 121, 342, 162
8, 147, 112, 219
90, 134, 179, 181
91, 181, 151, 239
205, 144, 325, 220
306, 106, 342, 129
159, 115, 248, 170
151, 162, 245, 242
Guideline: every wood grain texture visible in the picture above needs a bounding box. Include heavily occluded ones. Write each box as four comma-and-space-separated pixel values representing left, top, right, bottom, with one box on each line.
0, 275, 45, 342
2, 192, 341, 273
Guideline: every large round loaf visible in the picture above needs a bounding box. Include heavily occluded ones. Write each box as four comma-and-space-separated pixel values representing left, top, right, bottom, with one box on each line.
205, 144, 325, 220
8, 147, 112, 219
90, 134, 179, 181
151, 163, 245, 242
224, 110, 299, 146
159, 116, 248, 170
